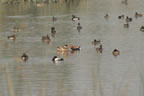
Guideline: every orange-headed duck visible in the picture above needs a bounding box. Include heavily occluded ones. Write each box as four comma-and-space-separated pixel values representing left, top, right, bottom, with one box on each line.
70, 45, 80, 50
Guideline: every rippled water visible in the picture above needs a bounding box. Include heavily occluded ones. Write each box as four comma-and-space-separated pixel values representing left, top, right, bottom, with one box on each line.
0, 0, 144, 96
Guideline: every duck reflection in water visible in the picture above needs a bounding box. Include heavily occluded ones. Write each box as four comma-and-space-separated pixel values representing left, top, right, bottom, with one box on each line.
57, 51, 68, 58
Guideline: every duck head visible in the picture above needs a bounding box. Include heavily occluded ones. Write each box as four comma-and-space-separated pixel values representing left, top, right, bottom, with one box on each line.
52, 56, 57, 61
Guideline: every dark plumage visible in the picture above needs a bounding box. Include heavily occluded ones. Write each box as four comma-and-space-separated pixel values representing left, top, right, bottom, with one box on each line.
21, 53, 28, 61
77, 23, 82, 32
52, 56, 64, 62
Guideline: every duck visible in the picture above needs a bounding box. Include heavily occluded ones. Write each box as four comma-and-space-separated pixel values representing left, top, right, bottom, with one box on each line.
140, 26, 144, 32
21, 53, 28, 61
123, 23, 129, 28
96, 45, 103, 53
72, 15, 80, 21
92, 39, 100, 45
121, 0, 128, 5
8, 35, 16, 40
57, 45, 68, 52
77, 23, 82, 32
52, 56, 64, 62
42, 35, 51, 43
118, 15, 124, 19
36, 2, 45, 7
52, 16, 57, 22
125, 16, 132, 23
70, 45, 80, 50
13, 26, 19, 32
135, 12, 143, 18
51, 27, 56, 37
113, 49, 120, 56
104, 14, 109, 20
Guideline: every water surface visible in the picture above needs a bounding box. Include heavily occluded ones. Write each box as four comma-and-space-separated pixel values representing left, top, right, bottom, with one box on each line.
0, 0, 143, 96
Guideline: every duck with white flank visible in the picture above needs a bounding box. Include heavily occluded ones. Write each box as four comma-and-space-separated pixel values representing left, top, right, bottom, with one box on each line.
21, 53, 28, 61
52, 56, 64, 63
8, 35, 16, 40
72, 15, 80, 21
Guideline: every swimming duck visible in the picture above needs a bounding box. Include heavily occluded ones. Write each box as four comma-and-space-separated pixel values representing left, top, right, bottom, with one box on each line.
104, 14, 109, 20
92, 39, 100, 45
123, 23, 129, 28
125, 16, 132, 23
135, 12, 143, 18
113, 49, 120, 56
42, 35, 51, 43
140, 26, 144, 32
36, 2, 45, 7
72, 15, 80, 21
52, 16, 57, 22
96, 45, 103, 53
51, 27, 56, 37
70, 45, 80, 50
57, 45, 68, 52
52, 56, 64, 62
13, 26, 19, 32
21, 53, 28, 61
8, 35, 16, 40
121, 0, 128, 5
77, 23, 82, 32
118, 15, 124, 19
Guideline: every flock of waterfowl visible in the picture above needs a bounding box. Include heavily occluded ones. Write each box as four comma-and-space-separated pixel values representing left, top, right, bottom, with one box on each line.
7, 0, 144, 63
7, 14, 120, 63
